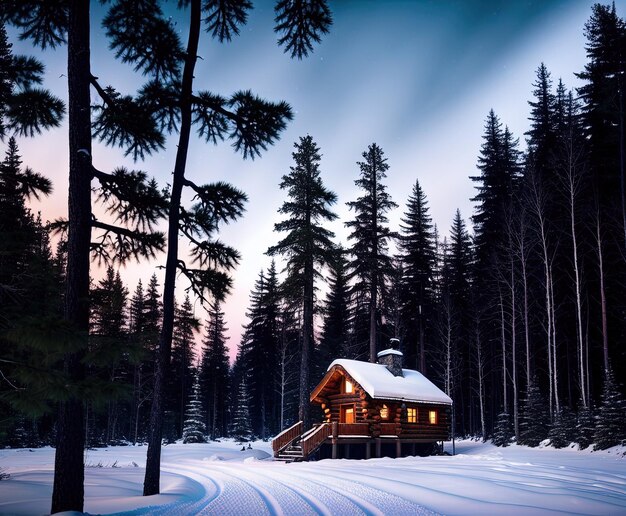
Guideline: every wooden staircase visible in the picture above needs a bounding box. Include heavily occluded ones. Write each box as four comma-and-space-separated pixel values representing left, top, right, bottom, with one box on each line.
274, 441, 304, 462
272, 422, 331, 463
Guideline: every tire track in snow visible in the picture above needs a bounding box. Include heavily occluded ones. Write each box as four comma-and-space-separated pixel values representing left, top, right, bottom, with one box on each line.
264, 464, 438, 516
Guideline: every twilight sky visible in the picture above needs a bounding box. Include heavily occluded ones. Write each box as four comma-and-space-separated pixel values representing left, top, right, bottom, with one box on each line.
8, 0, 622, 360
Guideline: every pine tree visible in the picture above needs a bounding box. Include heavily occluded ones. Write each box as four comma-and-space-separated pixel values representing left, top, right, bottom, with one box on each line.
239, 265, 281, 438
5, 2, 175, 507
200, 301, 230, 439
267, 135, 337, 429
471, 111, 521, 266
316, 248, 349, 378
577, 3, 626, 239
398, 179, 437, 372
346, 143, 398, 362
492, 412, 513, 447
182, 374, 207, 444
593, 368, 626, 450
575, 401, 595, 449
548, 406, 576, 449
434, 213, 472, 436
0, 23, 65, 139
169, 295, 200, 438
0, 138, 61, 425
527, 63, 557, 174
519, 380, 549, 447
89, 266, 132, 444
231, 378, 253, 443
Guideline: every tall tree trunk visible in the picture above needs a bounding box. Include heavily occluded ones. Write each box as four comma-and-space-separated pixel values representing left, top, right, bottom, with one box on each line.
567, 156, 586, 407
299, 258, 313, 429
529, 173, 554, 417
144, 0, 201, 496
418, 287, 425, 373
51, 1, 91, 512
510, 250, 519, 440
475, 323, 486, 441
607, 62, 626, 254
596, 208, 609, 372
549, 264, 561, 417
369, 165, 378, 363
498, 288, 507, 413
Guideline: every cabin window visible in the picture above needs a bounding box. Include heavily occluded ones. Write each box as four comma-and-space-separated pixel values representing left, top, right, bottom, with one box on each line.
407, 407, 417, 423
429, 410, 438, 425
380, 404, 389, 420
341, 405, 355, 423
344, 379, 354, 394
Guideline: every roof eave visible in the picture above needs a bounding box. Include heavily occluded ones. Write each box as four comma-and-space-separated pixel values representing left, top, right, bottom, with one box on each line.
370, 395, 453, 406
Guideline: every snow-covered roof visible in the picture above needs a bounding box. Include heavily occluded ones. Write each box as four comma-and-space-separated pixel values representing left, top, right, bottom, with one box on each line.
327, 359, 453, 405
377, 348, 403, 358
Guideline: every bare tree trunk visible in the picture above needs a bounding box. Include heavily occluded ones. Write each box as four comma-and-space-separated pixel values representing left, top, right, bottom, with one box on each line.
562, 134, 587, 407
498, 288, 507, 413
474, 317, 486, 441
606, 65, 626, 255
52, 1, 91, 512
144, 0, 201, 496
549, 263, 559, 415
510, 250, 518, 440
596, 208, 609, 372
528, 171, 555, 417
418, 300, 425, 373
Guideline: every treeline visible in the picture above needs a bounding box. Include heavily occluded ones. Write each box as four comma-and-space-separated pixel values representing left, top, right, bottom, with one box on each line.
232, 3, 626, 450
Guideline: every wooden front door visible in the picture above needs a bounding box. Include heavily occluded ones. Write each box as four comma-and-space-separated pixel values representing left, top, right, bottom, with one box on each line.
340, 405, 355, 423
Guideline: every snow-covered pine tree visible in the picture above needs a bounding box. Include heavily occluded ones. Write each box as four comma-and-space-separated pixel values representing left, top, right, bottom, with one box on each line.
345, 143, 398, 363
575, 400, 595, 449
231, 379, 253, 443
267, 135, 338, 430
519, 380, 549, 447
492, 412, 513, 447
182, 375, 207, 444
593, 368, 626, 450
548, 406, 576, 448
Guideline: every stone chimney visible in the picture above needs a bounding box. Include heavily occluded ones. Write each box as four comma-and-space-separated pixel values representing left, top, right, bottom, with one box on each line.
377, 339, 404, 377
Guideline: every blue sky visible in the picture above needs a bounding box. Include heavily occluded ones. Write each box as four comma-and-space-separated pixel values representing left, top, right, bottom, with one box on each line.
9, 1, 622, 358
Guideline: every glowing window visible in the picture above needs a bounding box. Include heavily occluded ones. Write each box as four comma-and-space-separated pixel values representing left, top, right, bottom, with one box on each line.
407, 407, 417, 423
380, 404, 389, 419
345, 379, 353, 393
429, 410, 438, 425
341, 406, 355, 423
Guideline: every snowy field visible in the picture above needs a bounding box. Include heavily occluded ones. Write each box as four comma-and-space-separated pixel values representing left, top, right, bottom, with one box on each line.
0, 439, 624, 515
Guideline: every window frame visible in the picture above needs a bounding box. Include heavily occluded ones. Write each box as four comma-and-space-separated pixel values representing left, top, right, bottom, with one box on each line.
407, 407, 417, 423
429, 409, 438, 425
380, 404, 389, 420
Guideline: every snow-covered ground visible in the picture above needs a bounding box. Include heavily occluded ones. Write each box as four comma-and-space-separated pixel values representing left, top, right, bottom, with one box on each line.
0, 439, 624, 515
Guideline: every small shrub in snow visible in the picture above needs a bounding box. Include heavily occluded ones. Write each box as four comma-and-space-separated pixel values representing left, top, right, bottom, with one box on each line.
575, 401, 595, 449
548, 407, 576, 448
230, 379, 253, 442
593, 368, 626, 451
492, 412, 513, 447
0, 468, 9, 480
519, 380, 549, 447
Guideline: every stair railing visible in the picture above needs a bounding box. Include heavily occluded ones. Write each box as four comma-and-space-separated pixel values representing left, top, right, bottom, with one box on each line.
272, 421, 303, 456
301, 422, 331, 458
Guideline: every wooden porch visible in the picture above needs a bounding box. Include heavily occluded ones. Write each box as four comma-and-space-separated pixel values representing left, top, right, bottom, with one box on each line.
272, 421, 447, 462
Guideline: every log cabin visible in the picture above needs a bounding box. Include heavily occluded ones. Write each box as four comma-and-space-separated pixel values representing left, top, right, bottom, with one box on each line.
272, 345, 453, 462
